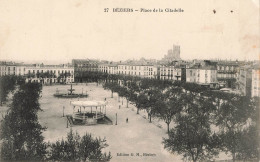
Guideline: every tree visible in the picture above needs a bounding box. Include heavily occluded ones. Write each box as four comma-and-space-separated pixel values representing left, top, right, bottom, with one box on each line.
215, 95, 255, 161
133, 92, 147, 114
126, 81, 139, 108
116, 86, 129, 106
0, 76, 18, 105
103, 82, 118, 98
0, 82, 46, 161
163, 95, 221, 161
48, 129, 112, 161
163, 117, 220, 162
154, 87, 183, 133
235, 125, 259, 161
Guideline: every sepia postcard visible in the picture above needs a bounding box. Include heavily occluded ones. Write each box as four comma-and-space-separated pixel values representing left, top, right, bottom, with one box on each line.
0, 0, 259, 162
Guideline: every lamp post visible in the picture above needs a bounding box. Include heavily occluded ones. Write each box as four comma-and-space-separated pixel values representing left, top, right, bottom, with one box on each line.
115, 113, 117, 125
147, 94, 151, 123
63, 106, 65, 117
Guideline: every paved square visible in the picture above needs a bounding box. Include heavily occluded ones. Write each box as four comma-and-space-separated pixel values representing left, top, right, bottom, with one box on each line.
39, 83, 182, 162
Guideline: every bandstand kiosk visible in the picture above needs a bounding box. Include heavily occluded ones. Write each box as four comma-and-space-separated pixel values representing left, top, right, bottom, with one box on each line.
71, 100, 107, 125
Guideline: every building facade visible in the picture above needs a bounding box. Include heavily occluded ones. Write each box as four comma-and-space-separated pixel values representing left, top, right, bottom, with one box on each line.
117, 64, 158, 79
0, 62, 74, 84
186, 60, 218, 88
98, 63, 118, 74
238, 65, 252, 96
216, 61, 240, 88
159, 65, 182, 81
251, 65, 259, 97
0, 61, 17, 76
72, 59, 99, 82
25, 64, 74, 84
186, 68, 217, 84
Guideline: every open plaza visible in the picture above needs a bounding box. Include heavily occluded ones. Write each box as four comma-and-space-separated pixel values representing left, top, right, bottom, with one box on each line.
0, 82, 239, 162
38, 83, 182, 162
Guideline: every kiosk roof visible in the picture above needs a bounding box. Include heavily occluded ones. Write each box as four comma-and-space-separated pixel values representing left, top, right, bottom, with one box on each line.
71, 100, 107, 107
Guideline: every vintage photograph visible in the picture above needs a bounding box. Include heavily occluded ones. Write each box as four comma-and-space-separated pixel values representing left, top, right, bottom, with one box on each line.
0, 0, 259, 161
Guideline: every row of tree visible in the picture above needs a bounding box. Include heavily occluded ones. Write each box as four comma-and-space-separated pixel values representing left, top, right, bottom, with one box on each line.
0, 79, 111, 161
101, 74, 259, 162
0, 75, 25, 106
27, 71, 71, 84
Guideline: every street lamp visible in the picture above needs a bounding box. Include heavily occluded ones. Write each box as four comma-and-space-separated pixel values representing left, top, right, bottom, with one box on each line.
63, 106, 65, 117
146, 91, 152, 123
115, 113, 117, 125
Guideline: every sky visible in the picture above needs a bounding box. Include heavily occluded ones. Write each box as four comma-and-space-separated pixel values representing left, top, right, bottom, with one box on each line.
0, 0, 259, 64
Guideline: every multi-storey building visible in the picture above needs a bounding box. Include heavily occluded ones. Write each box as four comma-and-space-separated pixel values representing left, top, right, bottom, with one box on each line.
159, 65, 182, 81
251, 65, 259, 97
98, 64, 108, 73
0, 62, 7, 76
117, 64, 158, 79
0, 61, 74, 84
238, 65, 252, 97
25, 64, 74, 84
186, 60, 218, 88
186, 67, 217, 84
216, 61, 240, 88
107, 64, 118, 74
15, 64, 28, 76
98, 63, 118, 75
0, 61, 33, 76
0, 61, 17, 76
72, 59, 99, 82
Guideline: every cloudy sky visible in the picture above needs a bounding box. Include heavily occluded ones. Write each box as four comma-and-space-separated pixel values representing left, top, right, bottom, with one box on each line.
0, 0, 259, 64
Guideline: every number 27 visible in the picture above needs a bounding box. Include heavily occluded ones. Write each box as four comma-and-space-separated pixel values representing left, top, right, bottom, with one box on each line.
104, 8, 109, 12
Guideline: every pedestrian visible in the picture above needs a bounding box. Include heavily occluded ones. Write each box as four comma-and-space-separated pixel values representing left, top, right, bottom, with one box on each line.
126, 118, 128, 123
